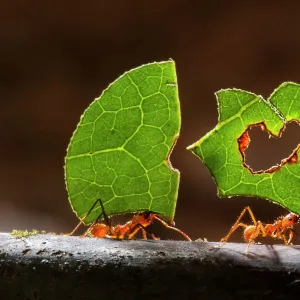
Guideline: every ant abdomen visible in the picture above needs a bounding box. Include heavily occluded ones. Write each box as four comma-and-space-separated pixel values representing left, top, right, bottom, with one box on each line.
243, 225, 257, 242
90, 224, 109, 238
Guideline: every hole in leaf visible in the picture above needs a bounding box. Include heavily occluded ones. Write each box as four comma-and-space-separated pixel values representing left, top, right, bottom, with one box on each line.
240, 121, 300, 173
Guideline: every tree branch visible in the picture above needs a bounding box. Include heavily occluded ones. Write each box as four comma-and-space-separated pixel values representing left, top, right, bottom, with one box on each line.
1, 233, 300, 299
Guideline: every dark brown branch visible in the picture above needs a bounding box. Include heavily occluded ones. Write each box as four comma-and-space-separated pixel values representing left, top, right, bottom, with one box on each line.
1, 233, 300, 299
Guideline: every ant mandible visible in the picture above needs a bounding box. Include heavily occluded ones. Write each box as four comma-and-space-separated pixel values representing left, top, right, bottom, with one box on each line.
218, 206, 299, 254
67, 199, 191, 241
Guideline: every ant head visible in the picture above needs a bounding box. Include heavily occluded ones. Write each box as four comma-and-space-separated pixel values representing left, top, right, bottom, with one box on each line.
282, 213, 299, 227
132, 211, 153, 223
138, 211, 151, 218
143, 211, 157, 219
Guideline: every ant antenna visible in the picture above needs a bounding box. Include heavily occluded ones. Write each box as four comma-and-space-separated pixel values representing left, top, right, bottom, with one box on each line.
153, 215, 191, 241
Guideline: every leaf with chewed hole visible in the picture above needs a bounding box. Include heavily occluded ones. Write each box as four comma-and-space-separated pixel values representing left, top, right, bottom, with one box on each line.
65, 60, 180, 224
188, 82, 300, 214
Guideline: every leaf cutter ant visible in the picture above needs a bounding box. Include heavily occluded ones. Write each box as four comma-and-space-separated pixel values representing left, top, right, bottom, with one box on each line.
67, 199, 191, 241
217, 206, 299, 254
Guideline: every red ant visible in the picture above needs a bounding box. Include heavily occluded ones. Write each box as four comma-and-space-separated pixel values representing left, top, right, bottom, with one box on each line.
68, 199, 191, 241
218, 206, 299, 253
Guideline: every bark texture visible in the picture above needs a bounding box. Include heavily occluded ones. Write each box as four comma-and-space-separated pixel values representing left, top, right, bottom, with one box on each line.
1, 233, 300, 299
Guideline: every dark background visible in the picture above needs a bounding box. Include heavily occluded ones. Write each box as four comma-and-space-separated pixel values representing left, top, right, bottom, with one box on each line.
1, 0, 300, 242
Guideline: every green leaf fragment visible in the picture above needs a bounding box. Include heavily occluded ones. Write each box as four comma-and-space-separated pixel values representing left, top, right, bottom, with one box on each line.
188, 82, 300, 214
65, 61, 180, 224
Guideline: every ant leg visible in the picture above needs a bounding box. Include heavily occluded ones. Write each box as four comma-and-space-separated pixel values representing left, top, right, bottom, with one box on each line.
126, 224, 142, 239
244, 240, 252, 254
290, 228, 300, 238
140, 224, 160, 240
65, 217, 88, 236
136, 227, 155, 240
282, 228, 300, 245
218, 206, 258, 244
127, 223, 159, 240
288, 230, 294, 244
126, 223, 159, 240
283, 230, 294, 245
215, 223, 247, 249
153, 215, 191, 241
142, 228, 147, 240
65, 199, 102, 236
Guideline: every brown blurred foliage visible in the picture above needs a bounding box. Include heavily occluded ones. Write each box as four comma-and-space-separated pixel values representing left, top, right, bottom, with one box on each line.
1, 0, 300, 242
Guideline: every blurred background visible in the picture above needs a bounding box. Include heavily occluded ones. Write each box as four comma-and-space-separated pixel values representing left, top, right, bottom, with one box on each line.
1, 0, 300, 243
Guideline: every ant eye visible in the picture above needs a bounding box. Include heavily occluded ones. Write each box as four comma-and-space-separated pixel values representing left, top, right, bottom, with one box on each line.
288, 217, 293, 221
144, 211, 151, 217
